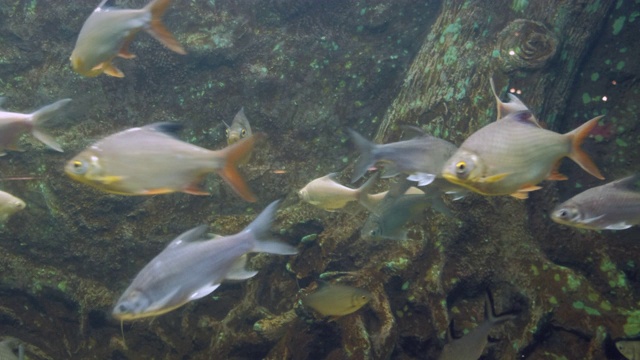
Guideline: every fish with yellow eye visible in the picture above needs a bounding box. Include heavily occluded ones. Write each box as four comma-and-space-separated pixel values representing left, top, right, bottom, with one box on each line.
224, 107, 253, 163
442, 82, 604, 199
70, 0, 186, 78
65, 122, 260, 202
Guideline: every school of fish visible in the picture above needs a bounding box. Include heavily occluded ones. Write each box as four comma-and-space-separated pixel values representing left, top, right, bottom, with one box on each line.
0, 0, 637, 358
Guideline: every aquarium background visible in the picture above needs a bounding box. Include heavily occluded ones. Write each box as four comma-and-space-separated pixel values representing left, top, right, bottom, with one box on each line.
0, 0, 639, 359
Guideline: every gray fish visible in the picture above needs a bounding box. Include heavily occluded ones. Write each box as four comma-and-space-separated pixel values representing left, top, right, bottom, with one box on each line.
0, 98, 71, 155
112, 200, 297, 321
348, 128, 458, 184
302, 282, 372, 317
0, 190, 26, 222
225, 107, 253, 145
552, 174, 640, 230
439, 292, 516, 360
616, 339, 640, 360
70, 0, 186, 77
65, 122, 259, 202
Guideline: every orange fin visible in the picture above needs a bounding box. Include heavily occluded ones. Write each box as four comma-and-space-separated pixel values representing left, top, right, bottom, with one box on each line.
102, 63, 125, 78
216, 134, 263, 202
145, 0, 187, 55
141, 188, 174, 195
510, 185, 542, 199
510, 192, 529, 199
183, 176, 210, 195
547, 162, 568, 181
117, 34, 137, 59
566, 115, 605, 180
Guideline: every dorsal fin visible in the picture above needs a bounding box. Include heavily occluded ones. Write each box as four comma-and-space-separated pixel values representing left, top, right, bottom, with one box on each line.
508, 110, 541, 128
143, 122, 184, 137
165, 225, 208, 250
612, 174, 640, 192
490, 78, 531, 120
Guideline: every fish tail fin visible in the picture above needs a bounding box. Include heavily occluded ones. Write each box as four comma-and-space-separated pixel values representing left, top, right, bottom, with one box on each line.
247, 200, 298, 255
145, 0, 186, 54
485, 291, 517, 326
355, 173, 379, 212
216, 134, 260, 202
348, 129, 377, 183
29, 98, 71, 152
566, 115, 604, 180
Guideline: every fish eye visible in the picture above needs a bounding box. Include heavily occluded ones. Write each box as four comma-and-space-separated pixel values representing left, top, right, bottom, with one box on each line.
241, 129, 247, 137
71, 160, 88, 174
455, 161, 466, 173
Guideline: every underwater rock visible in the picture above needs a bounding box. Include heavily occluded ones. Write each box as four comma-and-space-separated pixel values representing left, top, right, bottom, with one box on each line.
496, 19, 558, 73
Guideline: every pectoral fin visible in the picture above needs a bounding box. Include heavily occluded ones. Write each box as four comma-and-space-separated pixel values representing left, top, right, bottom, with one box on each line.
88, 174, 125, 185
481, 173, 510, 183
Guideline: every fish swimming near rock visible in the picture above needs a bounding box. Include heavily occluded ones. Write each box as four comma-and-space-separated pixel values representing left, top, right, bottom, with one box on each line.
65, 122, 260, 202
225, 107, 253, 145
616, 339, 640, 360
0, 190, 26, 222
552, 174, 640, 230
439, 292, 516, 360
70, 0, 186, 77
298, 173, 377, 211
112, 200, 297, 321
442, 86, 604, 198
302, 282, 372, 318
348, 128, 459, 185
0, 98, 71, 155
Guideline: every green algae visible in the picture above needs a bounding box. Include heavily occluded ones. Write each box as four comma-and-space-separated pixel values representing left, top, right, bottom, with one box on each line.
612, 16, 626, 35
590, 72, 599, 81
623, 310, 640, 336
572, 301, 601, 316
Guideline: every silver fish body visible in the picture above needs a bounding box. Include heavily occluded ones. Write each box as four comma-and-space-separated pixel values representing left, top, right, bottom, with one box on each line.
70, 0, 185, 77
65, 123, 259, 201
552, 174, 640, 230
0, 98, 71, 154
112, 200, 297, 321
0, 191, 26, 222
617, 340, 640, 360
348, 129, 458, 184
299, 173, 376, 211
226, 107, 252, 145
442, 110, 604, 198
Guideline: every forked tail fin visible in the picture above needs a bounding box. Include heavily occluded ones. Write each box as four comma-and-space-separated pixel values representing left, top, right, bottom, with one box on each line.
30, 98, 71, 152
216, 134, 262, 202
145, 0, 187, 54
566, 115, 605, 180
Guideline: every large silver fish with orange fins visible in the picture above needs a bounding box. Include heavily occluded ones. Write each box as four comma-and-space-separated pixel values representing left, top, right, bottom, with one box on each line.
442, 80, 604, 199
70, 0, 186, 78
65, 123, 260, 202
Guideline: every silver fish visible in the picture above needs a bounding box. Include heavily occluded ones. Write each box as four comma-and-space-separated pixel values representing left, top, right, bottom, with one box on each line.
225, 107, 253, 145
112, 200, 297, 321
616, 339, 640, 360
0, 190, 26, 222
70, 0, 186, 77
348, 128, 459, 184
0, 98, 71, 154
298, 173, 377, 211
65, 122, 259, 202
552, 174, 640, 230
439, 292, 516, 360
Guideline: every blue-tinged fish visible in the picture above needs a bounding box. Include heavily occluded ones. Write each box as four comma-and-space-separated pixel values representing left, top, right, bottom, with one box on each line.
70, 0, 186, 77
552, 174, 640, 230
302, 282, 372, 318
439, 292, 516, 360
442, 108, 604, 199
298, 173, 377, 211
112, 200, 297, 321
616, 339, 640, 360
225, 107, 253, 145
65, 123, 260, 202
0, 190, 25, 222
348, 129, 458, 185
0, 98, 71, 154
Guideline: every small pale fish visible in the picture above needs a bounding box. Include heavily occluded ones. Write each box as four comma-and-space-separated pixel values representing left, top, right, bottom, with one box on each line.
112, 200, 297, 321
298, 173, 376, 211
439, 292, 516, 360
70, 0, 186, 77
0, 98, 71, 155
616, 339, 640, 360
0, 191, 26, 222
348, 128, 458, 184
552, 174, 640, 230
442, 109, 604, 199
65, 122, 260, 202
302, 282, 372, 318
225, 107, 253, 145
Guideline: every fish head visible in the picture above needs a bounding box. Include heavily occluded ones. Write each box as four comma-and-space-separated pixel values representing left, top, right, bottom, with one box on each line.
64, 153, 105, 186
352, 290, 373, 308
615, 340, 635, 358
551, 203, 584, 227
112, 289, 153, 321
227, 127, 249, 145
298, 187, 310, 202
70, 52, 103, 77
10, 198, 26, 212
442, 150, 498, 193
